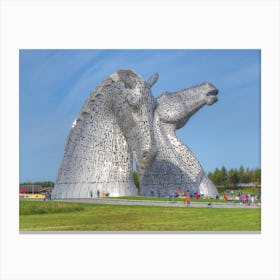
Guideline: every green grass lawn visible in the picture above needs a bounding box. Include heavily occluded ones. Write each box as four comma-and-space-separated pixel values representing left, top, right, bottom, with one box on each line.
20, 201, 261, 231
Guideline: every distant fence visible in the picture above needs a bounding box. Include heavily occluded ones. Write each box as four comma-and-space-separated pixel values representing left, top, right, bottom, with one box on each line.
236, 182, 261, 187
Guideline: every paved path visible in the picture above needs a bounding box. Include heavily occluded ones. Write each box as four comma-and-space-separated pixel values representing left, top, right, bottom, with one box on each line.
58, 198, 261, 209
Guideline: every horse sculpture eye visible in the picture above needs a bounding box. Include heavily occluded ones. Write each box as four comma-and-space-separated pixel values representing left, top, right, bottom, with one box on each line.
126, 94, 140, 112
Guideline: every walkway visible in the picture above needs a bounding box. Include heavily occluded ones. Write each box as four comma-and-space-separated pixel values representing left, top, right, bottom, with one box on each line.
58, 198, 261, 209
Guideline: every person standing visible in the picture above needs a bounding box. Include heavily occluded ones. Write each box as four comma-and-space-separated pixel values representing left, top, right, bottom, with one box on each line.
185, 194, 191, 207
248, 194, 252, 205
239, 193, 242, 204
97, 189, 100, 198
241, 194, 246, 204
89, 190, 93, 199
48, 192, 52, 200
251, 195, 255, 205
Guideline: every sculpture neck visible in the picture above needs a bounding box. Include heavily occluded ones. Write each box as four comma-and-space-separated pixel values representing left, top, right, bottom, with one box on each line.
56, 99, 133, 186
154, 113, 180, 149
154, 112, 202, 176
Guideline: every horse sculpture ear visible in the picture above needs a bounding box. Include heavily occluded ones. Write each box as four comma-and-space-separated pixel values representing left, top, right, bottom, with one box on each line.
116, 69, 137, 89
146, 72, 159, 88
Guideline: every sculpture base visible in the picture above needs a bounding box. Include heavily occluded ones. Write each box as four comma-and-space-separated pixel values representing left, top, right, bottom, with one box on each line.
51, 182, 137, 199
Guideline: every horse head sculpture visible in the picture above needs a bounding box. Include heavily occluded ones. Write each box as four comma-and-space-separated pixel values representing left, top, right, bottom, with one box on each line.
110, 70, 158, 169
138, 81, 219, 198
156, 82, 218, 129
52, 69, 157, 199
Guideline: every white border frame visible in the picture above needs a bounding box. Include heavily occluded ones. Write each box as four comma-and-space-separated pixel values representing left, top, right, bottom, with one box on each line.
1, 1, 279, 280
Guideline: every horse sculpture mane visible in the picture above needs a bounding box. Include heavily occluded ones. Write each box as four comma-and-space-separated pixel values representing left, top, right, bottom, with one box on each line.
52, 69, 157, 199
138, 82, 219, 198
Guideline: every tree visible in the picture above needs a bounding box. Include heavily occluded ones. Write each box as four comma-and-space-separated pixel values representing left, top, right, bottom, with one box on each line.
252, 168, 261, 184
209, 166, 261, 187
238, 165, 245, 182
227, 169, 239, 187
220, 166, 228, 185
209, 168, 223, 186
20, 181, 55, 188
209, 166, 228, 186
133, 171, 139, 192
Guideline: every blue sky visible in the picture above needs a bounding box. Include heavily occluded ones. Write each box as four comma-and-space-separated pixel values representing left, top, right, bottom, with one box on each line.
19, 49, 260, 182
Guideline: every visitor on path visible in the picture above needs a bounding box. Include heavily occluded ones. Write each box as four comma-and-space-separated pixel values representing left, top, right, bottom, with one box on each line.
258, 190, 261, 202
251, 195, 255, 205
223, 194, 228, 200
247, 194, 252, 205
185, 194, 191, 207
238, 193, 242, 204
241, 194, 246, 204
89, 190, 93, 199
97, 189, 100, 198
48, 192, 52, 200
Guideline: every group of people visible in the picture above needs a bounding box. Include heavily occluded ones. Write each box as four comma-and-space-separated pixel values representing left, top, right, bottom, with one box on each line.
216, 192, 260, 206
87, 187, 261, 207
168, 189, 201, 199
237, 192, 260, 205
89, 189, 110, 198
167, 189, 193, 207
167, 189, 262, 208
